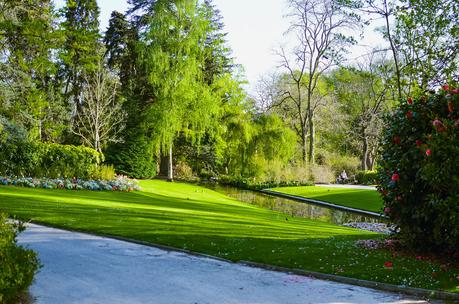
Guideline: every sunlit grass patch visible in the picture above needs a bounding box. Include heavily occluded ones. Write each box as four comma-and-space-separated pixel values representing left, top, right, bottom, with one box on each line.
270, 186, 383, 213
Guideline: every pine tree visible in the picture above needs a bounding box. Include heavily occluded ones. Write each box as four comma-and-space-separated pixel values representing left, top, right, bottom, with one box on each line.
104, 11, 130, 71
103, 8, 157, 178
59, 0, 101, 116
201, 0, 234, 84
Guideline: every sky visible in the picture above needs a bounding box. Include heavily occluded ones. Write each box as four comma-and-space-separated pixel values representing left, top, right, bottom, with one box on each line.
56, 0, 385, 94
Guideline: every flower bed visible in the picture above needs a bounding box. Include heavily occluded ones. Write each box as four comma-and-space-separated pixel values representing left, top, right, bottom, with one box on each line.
0, 176, 141, 192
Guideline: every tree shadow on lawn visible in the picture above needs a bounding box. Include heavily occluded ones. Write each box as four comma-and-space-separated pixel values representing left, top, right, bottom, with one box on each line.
0, 186, 267, 217
0, 188, 375, 242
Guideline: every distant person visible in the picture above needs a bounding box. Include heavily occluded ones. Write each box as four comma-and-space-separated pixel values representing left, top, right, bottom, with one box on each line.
336, 170, 348, 184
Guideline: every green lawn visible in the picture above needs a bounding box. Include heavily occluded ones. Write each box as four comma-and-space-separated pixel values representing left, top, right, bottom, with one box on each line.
269, 186, 383, 213
0, 180, 457, 293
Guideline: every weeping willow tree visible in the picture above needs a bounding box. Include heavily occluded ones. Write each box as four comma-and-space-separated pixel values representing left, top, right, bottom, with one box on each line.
141, 0, 218, 181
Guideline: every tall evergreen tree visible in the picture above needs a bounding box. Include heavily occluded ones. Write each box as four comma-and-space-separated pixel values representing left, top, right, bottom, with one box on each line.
201, 0, 234, 84
104, 11, 130, 71
103, 8, 158, 178
59, 0, 101, 117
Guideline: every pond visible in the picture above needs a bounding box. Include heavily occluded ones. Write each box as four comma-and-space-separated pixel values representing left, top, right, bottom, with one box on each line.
204, 183, 385, 226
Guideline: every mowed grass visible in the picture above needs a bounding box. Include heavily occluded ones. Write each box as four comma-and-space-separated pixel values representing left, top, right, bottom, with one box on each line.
0, 180, 457, 293
270, 186, 383, 213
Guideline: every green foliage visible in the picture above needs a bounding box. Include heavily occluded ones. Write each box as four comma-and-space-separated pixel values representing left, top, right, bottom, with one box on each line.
33, 143, 102, 179
106, 133, 157, 179
91, 164, 116, 181
219, 175, 313, 190
0, 118, 37, 177
378, 87, 459, 253
316, 150, 360, 177
141, 0, 217, 150
309, 165, 336, 184
355, 170, 378, 185
174, 161, 197, 181
0, 122, 102, 179
325, 67, 392, 170
104, 11, 131, 71
59, 0, 102, 110
201, 0, 234, 84
224, 113, 297, 178
0, 214, 40, 303
395, 0, 459, 90
0, 0, 67, 141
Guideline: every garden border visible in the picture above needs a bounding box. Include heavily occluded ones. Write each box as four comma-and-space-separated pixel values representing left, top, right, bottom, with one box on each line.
25, 222, 458, 301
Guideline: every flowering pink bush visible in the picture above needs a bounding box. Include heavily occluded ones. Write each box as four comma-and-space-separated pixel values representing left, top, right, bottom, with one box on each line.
377, 86, 459, 253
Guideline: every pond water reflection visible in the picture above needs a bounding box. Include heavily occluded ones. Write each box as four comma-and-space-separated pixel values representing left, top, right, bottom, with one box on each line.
205, 184, 384, 225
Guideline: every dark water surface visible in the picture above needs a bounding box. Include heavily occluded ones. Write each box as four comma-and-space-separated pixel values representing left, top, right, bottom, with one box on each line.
204, 184, 384, 225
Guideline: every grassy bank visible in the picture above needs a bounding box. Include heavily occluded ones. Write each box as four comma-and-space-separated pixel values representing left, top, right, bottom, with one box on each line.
269, 186, 383, 213
0, 180, 457, 293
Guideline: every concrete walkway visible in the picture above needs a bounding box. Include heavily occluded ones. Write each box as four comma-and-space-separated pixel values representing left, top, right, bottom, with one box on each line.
18, 224, 436, 304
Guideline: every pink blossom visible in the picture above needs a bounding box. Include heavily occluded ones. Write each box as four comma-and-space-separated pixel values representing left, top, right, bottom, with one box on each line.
433, 119, 446, 132
384, 261, 393, 268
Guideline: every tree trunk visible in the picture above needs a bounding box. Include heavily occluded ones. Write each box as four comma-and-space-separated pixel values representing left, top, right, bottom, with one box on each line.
159, 152, 169, 177
308, 117, 314, 164
383, 2, 402, 100
167, 146, 173, 182
301, 131, 308, 164
362, 137, 369, 171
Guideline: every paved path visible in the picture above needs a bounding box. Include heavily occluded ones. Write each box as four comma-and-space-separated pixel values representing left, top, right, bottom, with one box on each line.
18, 224, 435, 304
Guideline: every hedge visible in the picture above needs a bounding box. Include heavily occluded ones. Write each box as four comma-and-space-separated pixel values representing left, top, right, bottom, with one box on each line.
33, 143, 102, 179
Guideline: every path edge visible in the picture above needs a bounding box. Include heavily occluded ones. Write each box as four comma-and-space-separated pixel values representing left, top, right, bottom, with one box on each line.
260, 189, 387, 219
23, 222, 458, 302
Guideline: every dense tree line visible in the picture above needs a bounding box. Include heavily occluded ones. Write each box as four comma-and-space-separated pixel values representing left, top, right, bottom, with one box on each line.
0, 0, 457, 183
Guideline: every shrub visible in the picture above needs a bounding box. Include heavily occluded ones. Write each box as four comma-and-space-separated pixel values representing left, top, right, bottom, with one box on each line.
93, 164, 116, 181
0, 118, 38, 177
105, 135, 157, 179
315, 150, 360, 181
174, 161, 198, 181
326, 152, 360, 176
0, 214, 40, 303
310, 165, 335, 184
355, 170, 378, 185
0, 121, 102, 179
377, 86, 459, 253
218, 175, 313, 191
35, 143, 102, 179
